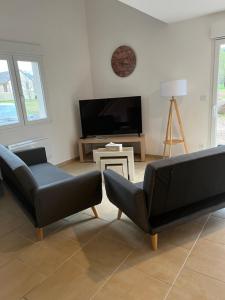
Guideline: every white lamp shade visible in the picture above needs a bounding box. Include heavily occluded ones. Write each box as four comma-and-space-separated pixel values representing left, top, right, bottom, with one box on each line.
160, 79, 187, 97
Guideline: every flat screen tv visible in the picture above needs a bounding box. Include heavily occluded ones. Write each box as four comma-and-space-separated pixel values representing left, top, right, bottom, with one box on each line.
79, 96, 142, 137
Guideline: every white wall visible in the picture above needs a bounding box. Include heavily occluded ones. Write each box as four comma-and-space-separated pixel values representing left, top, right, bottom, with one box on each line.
1, 0, 225, 160
0, 0, 93, 164
85, 0, 225, 155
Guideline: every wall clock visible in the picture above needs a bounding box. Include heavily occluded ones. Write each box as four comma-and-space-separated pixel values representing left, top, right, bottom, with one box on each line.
111, 45, 136, 77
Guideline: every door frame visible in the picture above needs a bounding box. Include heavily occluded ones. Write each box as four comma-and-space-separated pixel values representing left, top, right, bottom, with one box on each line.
211, 38, 225, 146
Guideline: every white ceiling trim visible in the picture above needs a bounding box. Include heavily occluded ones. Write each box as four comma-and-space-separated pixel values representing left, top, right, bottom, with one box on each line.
118, 0, 225, 23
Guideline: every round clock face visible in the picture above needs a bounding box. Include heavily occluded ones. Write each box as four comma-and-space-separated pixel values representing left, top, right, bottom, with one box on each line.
111, 45, 136, 77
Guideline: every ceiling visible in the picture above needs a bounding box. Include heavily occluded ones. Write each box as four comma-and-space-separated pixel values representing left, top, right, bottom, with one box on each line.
118, 0, 225, 23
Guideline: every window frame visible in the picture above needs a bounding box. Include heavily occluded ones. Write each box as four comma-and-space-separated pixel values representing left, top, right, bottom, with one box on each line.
211, 38, 225, 146
0, 52, 49, 129
0, 54, 24, 129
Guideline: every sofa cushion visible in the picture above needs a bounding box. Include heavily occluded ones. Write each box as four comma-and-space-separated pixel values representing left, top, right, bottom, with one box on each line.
29, 163, 73, 187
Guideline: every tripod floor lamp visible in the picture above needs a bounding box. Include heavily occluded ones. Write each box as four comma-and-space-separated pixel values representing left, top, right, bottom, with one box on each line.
160, 79, 189, 158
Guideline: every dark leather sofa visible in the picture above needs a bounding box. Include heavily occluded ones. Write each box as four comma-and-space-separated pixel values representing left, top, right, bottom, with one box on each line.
0, 145, 102, 239
104, 146, 225, 250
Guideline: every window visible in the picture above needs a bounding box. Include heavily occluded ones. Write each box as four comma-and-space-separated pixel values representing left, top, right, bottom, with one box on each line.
0, 58, 19, 126
0, 54, 48, 127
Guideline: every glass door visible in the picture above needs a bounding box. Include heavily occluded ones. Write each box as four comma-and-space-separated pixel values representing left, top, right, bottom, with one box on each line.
212, 39, 225, 146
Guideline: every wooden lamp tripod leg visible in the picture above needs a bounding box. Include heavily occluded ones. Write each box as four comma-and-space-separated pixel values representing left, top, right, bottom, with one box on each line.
173, 99, 188, 154
168, 100, 173, 158
163, 99, 174, 158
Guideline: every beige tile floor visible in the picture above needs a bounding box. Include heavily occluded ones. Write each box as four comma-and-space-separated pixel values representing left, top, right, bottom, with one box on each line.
1, 158, 225, 299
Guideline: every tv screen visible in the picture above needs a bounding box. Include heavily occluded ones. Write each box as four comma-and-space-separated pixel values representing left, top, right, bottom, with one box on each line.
79, 96, 142, 137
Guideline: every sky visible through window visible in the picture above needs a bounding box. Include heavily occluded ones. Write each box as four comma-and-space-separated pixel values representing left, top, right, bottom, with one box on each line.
0, 60, 8, 71
0, 59, 18, 125
0, 60, 32, 73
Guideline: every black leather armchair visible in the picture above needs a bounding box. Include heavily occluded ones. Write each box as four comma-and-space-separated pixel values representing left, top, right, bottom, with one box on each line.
0, 145, 102, 239
104, 146, 225, 250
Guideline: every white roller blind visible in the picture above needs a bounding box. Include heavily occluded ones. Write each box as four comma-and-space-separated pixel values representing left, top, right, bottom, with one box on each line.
210, 20, 225, 39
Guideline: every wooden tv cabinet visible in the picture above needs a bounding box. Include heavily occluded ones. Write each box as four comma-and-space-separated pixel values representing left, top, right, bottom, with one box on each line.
78, 135, 146, 162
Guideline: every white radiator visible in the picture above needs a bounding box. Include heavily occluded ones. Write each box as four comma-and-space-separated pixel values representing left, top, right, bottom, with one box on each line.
8, 138, 52, 160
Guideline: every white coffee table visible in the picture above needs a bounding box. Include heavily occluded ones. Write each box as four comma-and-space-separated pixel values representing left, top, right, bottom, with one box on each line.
101, 158, 128, 180
93, 147, 135, 181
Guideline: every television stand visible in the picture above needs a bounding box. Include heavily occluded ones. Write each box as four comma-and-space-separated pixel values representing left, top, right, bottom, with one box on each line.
78, 135, 146, 162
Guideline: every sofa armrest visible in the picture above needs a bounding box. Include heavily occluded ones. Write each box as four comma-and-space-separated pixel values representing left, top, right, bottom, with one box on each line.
34, 170, 102, 227
104, 169, 149, 232
15, 147, 47, 166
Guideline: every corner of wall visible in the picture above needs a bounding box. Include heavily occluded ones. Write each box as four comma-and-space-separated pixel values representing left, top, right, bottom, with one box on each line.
83, 0, 95, 98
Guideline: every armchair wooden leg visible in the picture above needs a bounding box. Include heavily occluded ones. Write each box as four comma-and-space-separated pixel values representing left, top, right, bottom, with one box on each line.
36, 228, 44, 240
117, 209, 122, 220
151, 234, 158, 251
91, 206, 99, 218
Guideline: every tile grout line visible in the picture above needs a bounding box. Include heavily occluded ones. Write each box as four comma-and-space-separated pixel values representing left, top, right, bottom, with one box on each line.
17, 212, 112, 250
22, 219, 115, 298
90, 250, 134, 300
202, 236, 225, 247
163, 213, 211, 300
83, 211, 116, 223
0, 218, 28, 241
210, 214, 225, 220
184, 265, 225, 285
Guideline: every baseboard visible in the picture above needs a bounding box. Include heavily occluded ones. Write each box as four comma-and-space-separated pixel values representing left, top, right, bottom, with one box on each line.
146, 154, 163, 160
56, 156, 79, 167
57, 154, 162, 167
